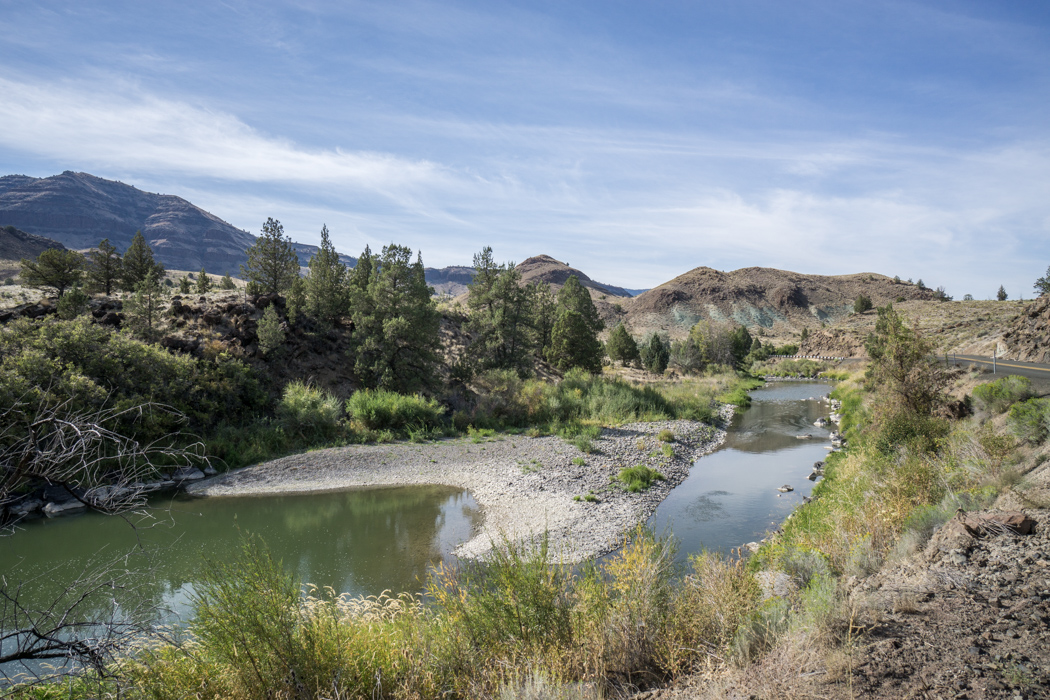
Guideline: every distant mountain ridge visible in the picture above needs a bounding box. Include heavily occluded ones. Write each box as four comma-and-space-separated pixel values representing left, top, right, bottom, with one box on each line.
0, 172, 354, 275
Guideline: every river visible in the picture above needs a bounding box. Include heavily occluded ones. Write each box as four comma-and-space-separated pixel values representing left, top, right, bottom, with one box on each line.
1, 381, 833, 669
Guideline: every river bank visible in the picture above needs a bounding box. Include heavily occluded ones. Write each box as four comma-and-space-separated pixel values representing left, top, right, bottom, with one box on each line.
188, 410, 732, 563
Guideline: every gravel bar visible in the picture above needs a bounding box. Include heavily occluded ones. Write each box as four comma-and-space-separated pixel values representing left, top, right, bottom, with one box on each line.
188, 409, 732, 563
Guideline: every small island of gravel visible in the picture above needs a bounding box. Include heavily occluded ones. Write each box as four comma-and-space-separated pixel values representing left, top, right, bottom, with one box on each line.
188, 411, 732, 562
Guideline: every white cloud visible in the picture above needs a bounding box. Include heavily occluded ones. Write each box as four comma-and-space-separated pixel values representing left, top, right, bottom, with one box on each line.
0, 76, 449, 203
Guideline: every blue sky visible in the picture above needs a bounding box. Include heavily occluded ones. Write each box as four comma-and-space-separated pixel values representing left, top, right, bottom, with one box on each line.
1, 1, 1049, 298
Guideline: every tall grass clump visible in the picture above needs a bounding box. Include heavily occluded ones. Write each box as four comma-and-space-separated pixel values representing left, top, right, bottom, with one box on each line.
972, 375, 1034, 414
346, 388, 446, 433
614, 464, 665, 492
277, 380, 344, 442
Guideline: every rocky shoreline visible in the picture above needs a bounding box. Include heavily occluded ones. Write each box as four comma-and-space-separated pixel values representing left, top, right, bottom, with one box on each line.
188, 410, 733, 563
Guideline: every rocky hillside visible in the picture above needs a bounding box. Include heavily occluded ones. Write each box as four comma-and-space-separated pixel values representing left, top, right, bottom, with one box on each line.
0, 172, 353, 275
623, 266, 937, 339
999, 295, 1050, 363
0, 224, 66, 260
515, 255, 631, 298
425, 266, 476, 297
794, 299, 1028, 359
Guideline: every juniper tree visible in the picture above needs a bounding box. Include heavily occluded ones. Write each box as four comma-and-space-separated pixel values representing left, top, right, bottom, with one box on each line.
195, 268, 211, 294
864, 304, 948, 416
19, 248, 84, 297
605, 322, 640, 367
121, 231, 164, 290
546, 275, 604, 373
465, 247, 534, 374
1035, 267, 1050, 297
257, 305, 285, 356
640, 333, 670, 374
531, 282, 557, 360
241, 218, 299, 295
86, 238, 122, 295
349, 244, 441, 393
124, 271, 164, 340
305, 224, 348, 325
997, 285, 1008, 301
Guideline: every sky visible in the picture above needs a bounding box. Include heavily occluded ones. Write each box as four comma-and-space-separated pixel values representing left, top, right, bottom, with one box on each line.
1, 0, 1049, 298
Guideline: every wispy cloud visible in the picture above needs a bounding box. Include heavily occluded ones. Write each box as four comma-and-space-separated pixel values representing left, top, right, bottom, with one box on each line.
0, 75, 449, 203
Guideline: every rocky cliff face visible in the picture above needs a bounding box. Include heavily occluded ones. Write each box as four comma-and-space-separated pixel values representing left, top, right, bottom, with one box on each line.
0, 172, 354, 275
1000, 295, 1050, 363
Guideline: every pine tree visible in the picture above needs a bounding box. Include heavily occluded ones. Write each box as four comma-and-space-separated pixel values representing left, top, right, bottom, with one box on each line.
997, 285, 1008, 301
605, 322, 640, 367
305, 224, 348, 325
465, 247, 534, 374
640, 333, 669, 374
86, 239, 122, 295
124, 271, 164, 339
257, 305, 286, 356
546, 275, 604, 373
178, 276, 192, 294
241, 218, 299, 295
220, 272, 237, 290
349, 245, 441, 393
1034, 266, 1050, 297
121, 231, 164, 290
195, 268, 211, 294
19, 249, 84, 297
531, 282, 557, 360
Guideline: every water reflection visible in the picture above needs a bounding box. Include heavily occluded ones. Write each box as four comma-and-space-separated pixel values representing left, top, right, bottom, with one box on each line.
0, 485, 480, 627
653, 382, 833, 558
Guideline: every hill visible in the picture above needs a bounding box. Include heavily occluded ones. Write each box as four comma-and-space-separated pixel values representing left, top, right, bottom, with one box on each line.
0, 224, 66, 260
515, 255, 631, 298
623, 265, 937, 339
0, 172, 354, 275
424, 266, 476, 297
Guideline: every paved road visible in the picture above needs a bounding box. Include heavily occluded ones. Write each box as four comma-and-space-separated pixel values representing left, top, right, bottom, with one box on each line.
950, 354, 1050, 383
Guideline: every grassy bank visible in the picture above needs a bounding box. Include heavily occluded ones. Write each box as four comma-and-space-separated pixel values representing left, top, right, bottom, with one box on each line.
207, 368, 756, 470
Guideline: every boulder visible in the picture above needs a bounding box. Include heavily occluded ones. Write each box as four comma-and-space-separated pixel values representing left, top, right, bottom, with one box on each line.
43, 500, 87, 517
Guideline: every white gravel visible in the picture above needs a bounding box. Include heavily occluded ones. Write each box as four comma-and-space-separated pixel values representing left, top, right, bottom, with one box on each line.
187, 409, 733, 563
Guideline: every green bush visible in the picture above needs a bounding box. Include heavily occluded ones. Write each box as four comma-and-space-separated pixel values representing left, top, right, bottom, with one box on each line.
871, 409, 949, 455
277, 380, 344, 441
1008, 397, 1050, 443
972, 375, 1033, 413
346, 388, 445, 433
615, 464, 666, 492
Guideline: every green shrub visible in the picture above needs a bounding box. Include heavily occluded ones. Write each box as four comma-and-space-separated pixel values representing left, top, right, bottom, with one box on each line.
346, 389, 445, 433
657, 429, 675, 442
277, 380, 344, 441
871, 409, 949, 456
56, 284, 90, 319
1008, 397, 1050, 443
615, 464, 666, 492
972, 375, 1033, 413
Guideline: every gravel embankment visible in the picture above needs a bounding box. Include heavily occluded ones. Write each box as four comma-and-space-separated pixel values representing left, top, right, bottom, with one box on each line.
188, 411, 731, 562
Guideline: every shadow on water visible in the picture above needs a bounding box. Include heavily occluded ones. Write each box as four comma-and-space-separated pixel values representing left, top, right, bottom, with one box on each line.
652, 382, 835, 560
